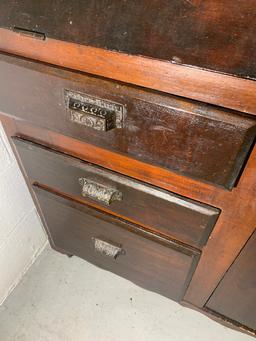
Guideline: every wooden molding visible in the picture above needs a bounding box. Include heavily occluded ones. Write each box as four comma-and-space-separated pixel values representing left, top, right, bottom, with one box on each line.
0, 28, 255, 115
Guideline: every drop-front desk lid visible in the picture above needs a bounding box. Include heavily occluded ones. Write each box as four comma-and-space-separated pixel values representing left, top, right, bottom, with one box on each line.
0, 0, 255, 79
0, 0, 255, 114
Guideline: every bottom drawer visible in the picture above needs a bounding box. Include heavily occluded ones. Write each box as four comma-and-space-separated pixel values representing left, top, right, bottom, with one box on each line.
34, 186, 200, 301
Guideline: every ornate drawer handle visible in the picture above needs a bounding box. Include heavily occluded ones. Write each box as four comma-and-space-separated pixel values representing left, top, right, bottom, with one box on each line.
93, 238, 125, 259
65, 90, 126, 132
79, 178, 123, 205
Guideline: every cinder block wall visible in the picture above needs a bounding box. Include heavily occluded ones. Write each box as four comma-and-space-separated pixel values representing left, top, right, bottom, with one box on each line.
0, 123, 47, 304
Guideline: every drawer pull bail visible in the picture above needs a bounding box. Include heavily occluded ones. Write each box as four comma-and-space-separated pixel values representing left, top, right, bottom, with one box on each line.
93, 238, 125, 259
79, 178, 123, 205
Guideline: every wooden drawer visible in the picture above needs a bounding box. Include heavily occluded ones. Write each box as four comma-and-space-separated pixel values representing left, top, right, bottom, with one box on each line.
34, 186, 200, 301
13, 137, 220, 249
1, 53, 256, 189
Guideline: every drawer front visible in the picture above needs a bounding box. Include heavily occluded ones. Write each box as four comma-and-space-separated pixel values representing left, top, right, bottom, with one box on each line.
1, 54, 256, 189
13, 137, 220, 249
34, 187, 200, 302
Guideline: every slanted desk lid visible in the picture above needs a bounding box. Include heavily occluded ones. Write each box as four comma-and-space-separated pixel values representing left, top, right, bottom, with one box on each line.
0, 0, 255, 80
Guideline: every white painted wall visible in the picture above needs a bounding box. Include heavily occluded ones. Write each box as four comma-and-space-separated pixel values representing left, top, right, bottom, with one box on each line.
0, 123, 47, 304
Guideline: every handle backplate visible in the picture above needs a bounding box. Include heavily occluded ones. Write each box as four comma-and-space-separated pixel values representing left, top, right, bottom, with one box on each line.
65, 89, 126, 132
93, 238, 125, 259
79, 178, 122, 205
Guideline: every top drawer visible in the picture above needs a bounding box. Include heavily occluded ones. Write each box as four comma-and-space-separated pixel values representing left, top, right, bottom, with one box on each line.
0, 53, 255, 189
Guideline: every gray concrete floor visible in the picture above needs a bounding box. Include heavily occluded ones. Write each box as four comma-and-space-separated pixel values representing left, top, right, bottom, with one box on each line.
0, 246, 253, 341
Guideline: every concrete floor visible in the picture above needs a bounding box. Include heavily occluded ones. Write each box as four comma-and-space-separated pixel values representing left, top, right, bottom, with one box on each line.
0, 246, 253, 341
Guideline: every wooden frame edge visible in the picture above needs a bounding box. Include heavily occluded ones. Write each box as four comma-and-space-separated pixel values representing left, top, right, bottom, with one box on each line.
0, 27, 255, 115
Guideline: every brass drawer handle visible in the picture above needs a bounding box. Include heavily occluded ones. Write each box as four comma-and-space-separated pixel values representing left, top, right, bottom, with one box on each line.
65, 90, 126, 132
93, 238, 125, 259
79, 178, 123, 205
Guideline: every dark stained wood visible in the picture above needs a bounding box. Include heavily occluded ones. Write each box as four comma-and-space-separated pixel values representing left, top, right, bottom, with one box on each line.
34, 185, 200, 302
12, 137, 220, 249
206, 230, 256, 330
0, 2, 255, 332
2, 114, 228, 197
0, 1, 256, 324
3, 115, 255, 310
0, 29, 256, 115
1, 54, 255, 189
1, 110, 256, 335
185, 144, 256, 307
0, 0, 255, 79
0, 19, 255, 328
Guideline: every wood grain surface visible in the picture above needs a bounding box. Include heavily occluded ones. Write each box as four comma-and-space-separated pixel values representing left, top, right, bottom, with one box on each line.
12, 136, 220, 249
0, 29, 256, 115
206, 230, 256, 330
0, 0, 255, 79
34, 186, 200, 302
1, 115, 255, 311
0, 53, 255, 189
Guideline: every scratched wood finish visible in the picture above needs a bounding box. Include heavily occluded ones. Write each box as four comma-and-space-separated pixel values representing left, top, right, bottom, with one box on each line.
0, 29, 256, 116
0, 54, 255, 189
206, 230, 256, 330
12, 136, 220, 249
3, 116, 256, 314
34, 186, 200, 302
0, 0, 255, 79
184, 144, 256, 309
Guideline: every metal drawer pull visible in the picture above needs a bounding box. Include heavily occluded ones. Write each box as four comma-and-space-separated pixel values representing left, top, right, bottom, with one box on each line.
65, 90, 126, 132
93, 238, 125, 259
79, 178, 123, 205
